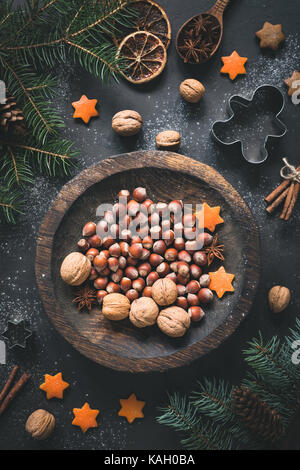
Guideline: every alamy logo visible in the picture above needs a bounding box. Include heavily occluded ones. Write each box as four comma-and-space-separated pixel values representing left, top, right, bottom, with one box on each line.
0, 340, 6, 364
291, 80, 300, 105
291, 340, 300, 365
0, 80, 5, 104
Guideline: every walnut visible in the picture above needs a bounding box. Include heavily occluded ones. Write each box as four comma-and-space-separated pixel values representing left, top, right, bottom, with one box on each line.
157, 306, 191, 337
129, 297, 159, 328
268, 286, 291, 313
156, 130, 181, 151
151, 278, 178, 306
60, 252, 91, 286
180, 79, 205, 103
102, 293, 130, 320
25, 409, 55, 440
112, 110, 143, 136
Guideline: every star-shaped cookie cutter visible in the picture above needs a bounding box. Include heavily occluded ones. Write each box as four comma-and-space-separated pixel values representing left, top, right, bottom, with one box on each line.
212, 84, 287, 164
1, 320, 32, 349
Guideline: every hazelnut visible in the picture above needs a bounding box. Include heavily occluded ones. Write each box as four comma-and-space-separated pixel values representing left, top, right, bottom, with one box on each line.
77, 239, 90, 252
82, 222, 96, 237
187, 293, 199, 306
151, 278, 178, 306
141, 199, 153, 213
166, 272, 177, 283
190, 264, 202, 279
200, 274, 210, 288
102, 293, 130, 320
168, 200, 183, 215
94, 254, 107, 272
156, 130, 181, 151
268, 286, 291, 313
153, 240, 167, 255
193, 251, 207, 266
108, 257, 119, 272
178, 250, 192, 263
186, 280, 200, 294
176, 297, 188, 309
120, 241, 129, 256
88, 235, 102, 248
143, 286, 152, 297
177, 261, 190, 277
165, 248, 178, 262
180, 79, 205, 103
121, 277, 132, 292
197, 232, 213, 248
125, 266, 139, 280
129, 297, 159, 328
112, 110, 143, 136
111, 268, 123, 284
140, 248, 151, 260
132, 277, 145, 292
126, 289, 139, 301
25, 409, 55, 440
60, 252, 91, 286
133, 187, 147, 202
94, 276, 108, 290
142, 236, 154, 249
118, 189, 130, 200
97, 290, 107, 304
198, 288, 213, 304
157, 307, 191, 337
156, 261, 170, 277
138, 262, 151, 278
177, 284, 186, 296
146, 271, 159, 286
163, 230, 175, 246
149, 253, 164, 267
86, 248, 99, 261
174, 238, 185, 251
106, 281, 120, 294
188, 306, 205, 322
129, 243, 143, 259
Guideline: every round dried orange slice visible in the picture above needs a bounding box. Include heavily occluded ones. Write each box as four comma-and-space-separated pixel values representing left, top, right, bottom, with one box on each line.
118, 31, 167, 84
114, 0, 171, 49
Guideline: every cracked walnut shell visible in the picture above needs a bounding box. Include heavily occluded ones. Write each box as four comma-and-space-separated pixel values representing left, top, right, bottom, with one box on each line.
60, 252, 91, 286
25, 409, 55, 440
112, 110, 143, 136
157, 306, 191, 337
180, 79, 205, 103
102, 293, 130, 320
129, 297, 159, 328
151, 278, 178, 306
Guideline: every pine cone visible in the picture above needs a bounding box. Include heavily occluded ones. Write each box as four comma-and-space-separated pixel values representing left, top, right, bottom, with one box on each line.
0, 94, 26, 137
233, 386, 284, 443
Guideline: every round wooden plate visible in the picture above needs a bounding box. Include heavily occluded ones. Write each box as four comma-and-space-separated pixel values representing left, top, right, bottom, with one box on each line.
36, 151, 260, 373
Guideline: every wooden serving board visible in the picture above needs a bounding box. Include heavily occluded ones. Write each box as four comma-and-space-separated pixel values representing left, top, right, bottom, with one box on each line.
35, 151, 260, 373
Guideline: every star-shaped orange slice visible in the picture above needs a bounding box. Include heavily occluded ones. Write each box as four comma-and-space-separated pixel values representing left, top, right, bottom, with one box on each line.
256, 22, 285, 51
118, 393, 145, 424
284, 70, 300, 97
40, 372, 69, 399
195, 202, 224, 233
72, 94, 98, 124
221, 51, 247, 80
72, 402, 99, 433
209, 266, 235, 299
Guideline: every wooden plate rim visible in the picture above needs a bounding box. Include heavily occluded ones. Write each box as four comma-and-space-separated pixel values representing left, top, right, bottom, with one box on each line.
35, 150, 260, 373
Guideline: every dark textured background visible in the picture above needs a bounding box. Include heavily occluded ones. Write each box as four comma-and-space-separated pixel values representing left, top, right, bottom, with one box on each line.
0, 0, 300, 450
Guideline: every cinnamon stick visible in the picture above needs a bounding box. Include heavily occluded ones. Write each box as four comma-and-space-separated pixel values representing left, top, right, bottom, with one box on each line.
280, 182, 295, 219
0, 365, 19, 404
265, 164, 300, 204
0, 373, 31, 416
266, 187, 290, 214
283, 182, 300, 221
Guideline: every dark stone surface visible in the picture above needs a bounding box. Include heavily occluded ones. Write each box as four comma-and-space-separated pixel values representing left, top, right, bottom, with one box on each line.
0, 0, 299, 450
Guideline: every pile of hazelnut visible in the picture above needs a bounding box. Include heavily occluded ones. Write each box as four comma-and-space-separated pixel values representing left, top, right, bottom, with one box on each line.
60, 187, 215, 337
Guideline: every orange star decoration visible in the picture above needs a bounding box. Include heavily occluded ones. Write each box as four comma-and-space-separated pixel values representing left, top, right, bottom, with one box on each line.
209, 266, 235, 299
118, 393, 145, 424
72, 402, 99, 433
195, 202, 224, 233
72, 94, 98, 124
40, 372, 69, 399
221, 51, 248, 80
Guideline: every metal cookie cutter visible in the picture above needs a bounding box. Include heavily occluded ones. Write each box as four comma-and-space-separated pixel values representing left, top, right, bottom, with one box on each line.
1, 320, 32, 349
212, 84, 287, 164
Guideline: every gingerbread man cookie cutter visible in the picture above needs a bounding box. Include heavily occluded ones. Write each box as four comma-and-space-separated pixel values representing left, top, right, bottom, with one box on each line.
212, 84, 287, 164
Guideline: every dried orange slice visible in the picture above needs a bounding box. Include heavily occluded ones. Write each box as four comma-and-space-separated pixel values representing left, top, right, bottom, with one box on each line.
114, 0, 171, 49
118, 31, 167, 84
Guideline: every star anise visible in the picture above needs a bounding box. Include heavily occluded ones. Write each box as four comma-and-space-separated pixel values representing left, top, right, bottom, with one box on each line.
205, 234, 225, 266
73, 284, 97, 311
